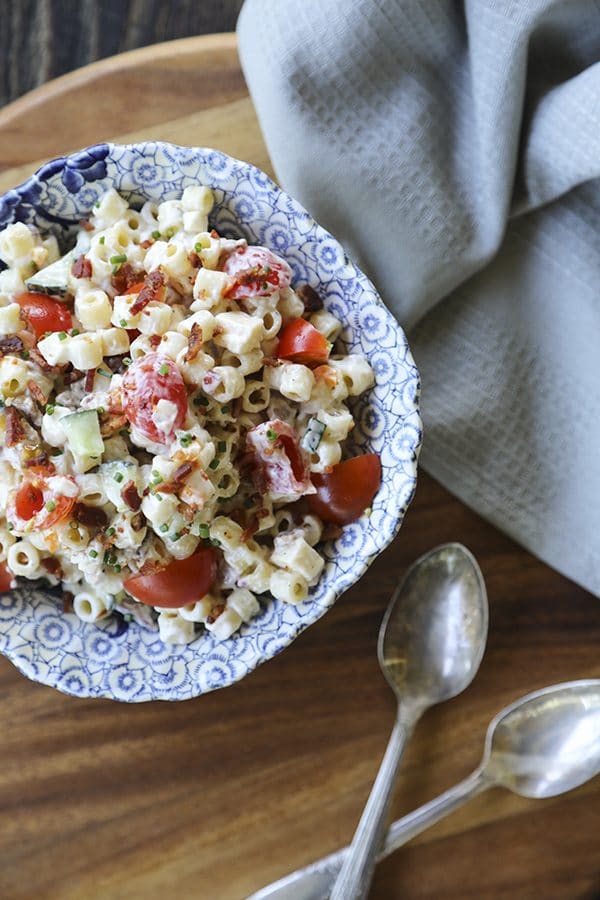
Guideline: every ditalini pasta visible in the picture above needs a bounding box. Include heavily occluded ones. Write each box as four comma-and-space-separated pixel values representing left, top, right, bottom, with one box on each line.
0, 186, 381, 644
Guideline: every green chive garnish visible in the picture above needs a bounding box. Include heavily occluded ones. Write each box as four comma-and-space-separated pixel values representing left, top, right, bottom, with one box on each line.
58, 332, 67, 341
99, 236, 105, 245
159, 364, 169, 376
209, 458, 220, 470
89, 549, 98, 559
114, 473, 124, 483
110, 254, 127, 265
198, 524, 210, 539
151, 230, 161, 240
159, 523, 169, 533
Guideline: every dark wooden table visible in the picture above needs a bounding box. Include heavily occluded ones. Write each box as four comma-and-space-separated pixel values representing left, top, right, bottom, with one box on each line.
0, 34, 598, 900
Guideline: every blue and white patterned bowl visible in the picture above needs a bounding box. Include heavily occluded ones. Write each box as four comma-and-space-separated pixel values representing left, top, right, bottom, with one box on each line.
0, 142, 421, 701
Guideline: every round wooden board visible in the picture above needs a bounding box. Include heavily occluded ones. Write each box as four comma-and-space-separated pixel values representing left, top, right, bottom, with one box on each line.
0, 35, 599, 900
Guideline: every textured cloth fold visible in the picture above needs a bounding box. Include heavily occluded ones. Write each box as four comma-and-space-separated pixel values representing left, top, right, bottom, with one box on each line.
237, 0, 600, 595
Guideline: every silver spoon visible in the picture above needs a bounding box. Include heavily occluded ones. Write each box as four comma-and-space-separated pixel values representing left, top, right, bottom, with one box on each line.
328, 542, 488, 900
249, 679, 600, 900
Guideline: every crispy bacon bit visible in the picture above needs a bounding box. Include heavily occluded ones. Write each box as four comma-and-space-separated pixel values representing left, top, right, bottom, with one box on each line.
130, 270, 166, 316
28, 346, 63, 374
111, 262, 141, 295
130, 512, 145, 532
62, 590, 74, 613
155, 461, 194, 494
206, 603, 225, 625
241, 515, 260, 543
296, 283, 324, 312
4, 406, 26, 446
261, 357, 282, 368
99, 409, 128, 437
63, 367, 84, 385
313, 364, 338, 388
23, 450, 52, 470
0, 335, 24, 355
137, 558, 164, 577
79, 219, 94, 232
188, 251, 202, 268
42, 557, 63, 577
322, 523, 343, 541
73, 503, 108, 528
27, 379, 48, 407
184, 322, 203, 363
72, 255, 92, 279
140, 239, 154, 249
121, 481, 142, 511
149, 334, 161, 349
84, 368, 96, 392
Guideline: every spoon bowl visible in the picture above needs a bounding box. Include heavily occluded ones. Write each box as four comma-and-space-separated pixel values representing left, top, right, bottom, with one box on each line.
484, 680, 600, 798
379, 543, 488, 712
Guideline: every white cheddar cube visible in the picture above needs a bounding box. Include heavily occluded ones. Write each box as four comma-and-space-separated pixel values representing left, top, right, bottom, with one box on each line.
214, 311, 265, 354
100, 327, 130, 356
0, 303, 22, 335
37, 331, 71, 366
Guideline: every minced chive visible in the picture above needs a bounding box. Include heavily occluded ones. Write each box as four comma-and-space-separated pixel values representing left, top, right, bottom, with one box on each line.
110, 254, 127, 265
107, 527, 115, 536
94, 201, 100, 208
217, 440, 227, 453
122, 357, 132, 367
99, 235, 105, 245
114, 564, 121, 573
58, 331, 67, 341
21, 350, 29, 360
198, 524, 210, 539
159, 523, 169, 533
266, 428, 278, 442
120, 319, 128, 327
71, 328, 80, 336
194, 242, 203, 253
89, 549, 98, 559
45, 404, 55, 415
171, 531, 181, 541
114, 472, 124, 483
165, 227, 176, 239
180, 433, 193, 446
151, 230, 161, 240
209, 458, 220, 470
158, 364, 169, 376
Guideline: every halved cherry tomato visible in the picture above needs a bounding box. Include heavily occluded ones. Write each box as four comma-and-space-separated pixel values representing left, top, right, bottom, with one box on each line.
222, 246, 292, 300
124, 547, 218, 608
16, 292, 72, 338
277, 318, 331, 367
0, 563, 12, 592
246, 420, 313, 502
308, 454, 382, 525
121, 353, 187, 444
8, 474, 77, 531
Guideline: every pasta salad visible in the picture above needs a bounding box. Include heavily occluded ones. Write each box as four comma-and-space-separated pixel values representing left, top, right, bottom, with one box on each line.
0, 186, 381, 644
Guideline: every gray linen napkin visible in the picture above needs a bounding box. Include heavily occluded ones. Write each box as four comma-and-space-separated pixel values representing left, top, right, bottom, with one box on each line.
237, 0, 600, 596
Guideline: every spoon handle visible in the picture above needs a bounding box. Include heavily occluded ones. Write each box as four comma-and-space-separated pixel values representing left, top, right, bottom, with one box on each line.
329, 715, 414, 900
247, 768, 489, 900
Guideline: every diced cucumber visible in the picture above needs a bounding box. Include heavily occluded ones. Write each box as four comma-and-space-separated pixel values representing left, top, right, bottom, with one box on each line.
25, 233, 90, 297
63, 410, 104, 457
99, 460, 138, 510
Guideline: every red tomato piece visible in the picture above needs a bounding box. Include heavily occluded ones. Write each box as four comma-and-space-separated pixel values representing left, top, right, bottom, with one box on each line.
16, 292, 72, 338
0, 563, 13, 592
8, 474, 77, 531
121, 353, 187, 444
222, 245, 292, 299
308, 454, 382, 525
245, 420, 314, 503
124, 547, 218, 608
14, 481, 44, 520
277, 318, 331, 367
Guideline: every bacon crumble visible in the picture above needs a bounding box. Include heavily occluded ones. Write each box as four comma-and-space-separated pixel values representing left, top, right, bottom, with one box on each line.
130, 271, 165, 316
121, 481, 142, 511
5, 406, 26, 446
72, 255, 92, 279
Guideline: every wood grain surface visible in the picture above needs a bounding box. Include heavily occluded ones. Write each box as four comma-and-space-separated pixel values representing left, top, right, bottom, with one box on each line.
0, 0, 243, 108
0, 36, 598, 900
